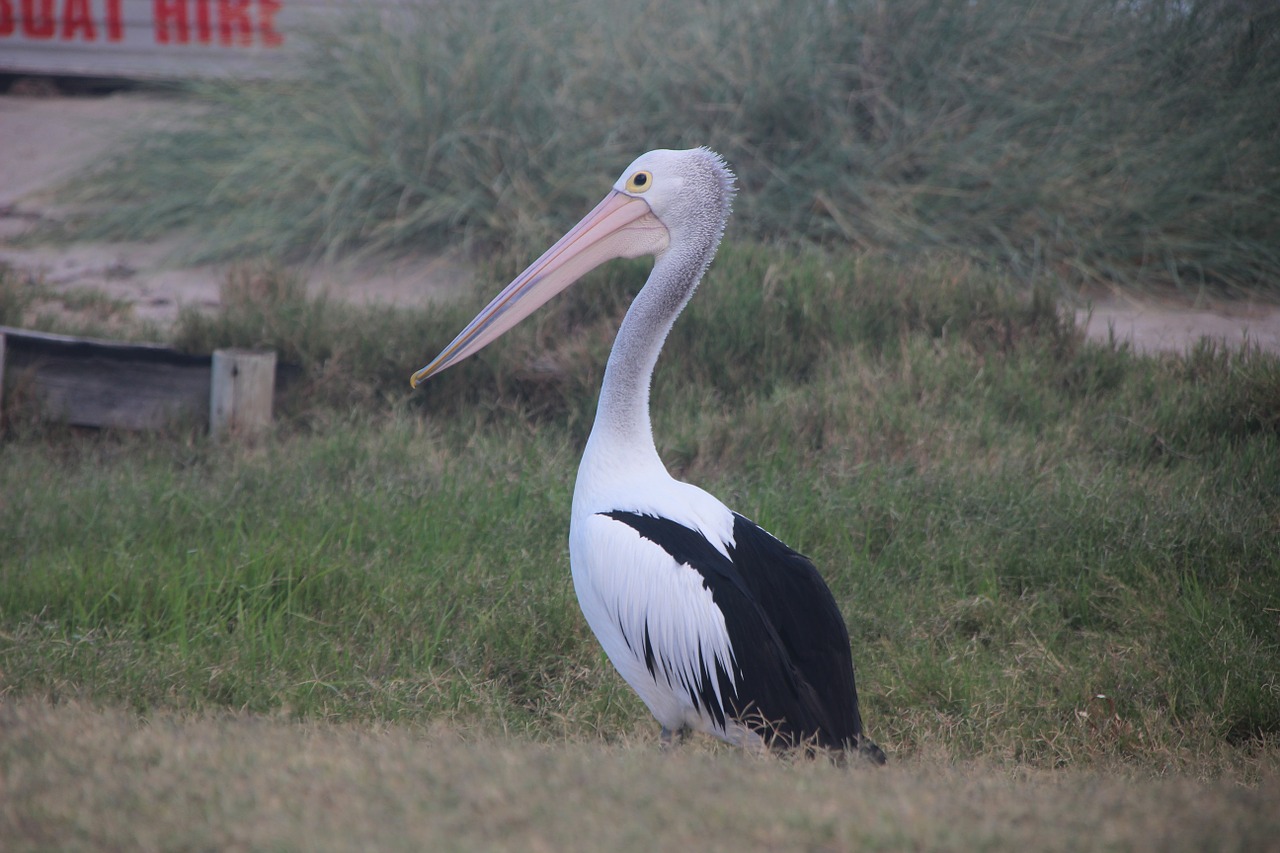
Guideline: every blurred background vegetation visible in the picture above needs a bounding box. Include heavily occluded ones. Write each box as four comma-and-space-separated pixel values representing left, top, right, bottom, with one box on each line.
63, 0, 1280, 291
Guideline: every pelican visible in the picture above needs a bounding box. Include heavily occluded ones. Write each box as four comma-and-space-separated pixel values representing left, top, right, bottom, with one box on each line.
412, 148, 884, 762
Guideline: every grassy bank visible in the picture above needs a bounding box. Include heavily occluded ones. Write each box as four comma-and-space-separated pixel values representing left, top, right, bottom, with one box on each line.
57, 0, 1280, 290
3, 249, 1278, 776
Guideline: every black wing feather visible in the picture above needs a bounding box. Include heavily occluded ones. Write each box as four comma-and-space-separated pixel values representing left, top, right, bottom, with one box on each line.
725, 513, 866, 748
601, 510, 871, 753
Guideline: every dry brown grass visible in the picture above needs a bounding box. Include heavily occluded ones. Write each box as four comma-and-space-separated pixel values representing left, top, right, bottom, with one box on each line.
2, 699, 1276, 852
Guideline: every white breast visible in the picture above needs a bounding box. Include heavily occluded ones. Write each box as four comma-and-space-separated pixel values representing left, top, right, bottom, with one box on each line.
569, 445, 752, 739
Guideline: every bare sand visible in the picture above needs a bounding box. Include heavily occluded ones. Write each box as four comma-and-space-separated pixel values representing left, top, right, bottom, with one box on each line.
0, 89, 468, 326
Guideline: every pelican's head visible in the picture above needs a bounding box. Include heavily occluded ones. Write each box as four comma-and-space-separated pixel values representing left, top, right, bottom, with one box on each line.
608, 148, 735, 248
410, 148, 735, 387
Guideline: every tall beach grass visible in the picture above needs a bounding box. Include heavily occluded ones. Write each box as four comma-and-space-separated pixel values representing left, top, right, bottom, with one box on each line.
59, 0, 1280, 291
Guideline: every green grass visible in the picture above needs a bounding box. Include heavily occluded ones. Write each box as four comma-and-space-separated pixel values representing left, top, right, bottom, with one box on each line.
4, 3, 1277, 843
53, 0, 1280, 290
3, 248, 1278, 776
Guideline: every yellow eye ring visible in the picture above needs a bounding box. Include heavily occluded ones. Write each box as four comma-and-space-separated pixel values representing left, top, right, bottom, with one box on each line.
625, 170, 653, 193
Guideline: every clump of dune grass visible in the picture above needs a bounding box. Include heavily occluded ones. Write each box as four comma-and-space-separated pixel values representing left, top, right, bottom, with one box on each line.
59, 0, 1280, 291
0, 263, 162, 341
0, 264, 34, 326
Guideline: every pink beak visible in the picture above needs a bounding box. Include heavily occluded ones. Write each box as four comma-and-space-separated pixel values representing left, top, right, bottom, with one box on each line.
411, 190, 669, 387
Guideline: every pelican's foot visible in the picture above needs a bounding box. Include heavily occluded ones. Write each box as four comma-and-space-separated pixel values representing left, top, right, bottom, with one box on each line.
856, 735, 887, 766
659, 726, 688, 751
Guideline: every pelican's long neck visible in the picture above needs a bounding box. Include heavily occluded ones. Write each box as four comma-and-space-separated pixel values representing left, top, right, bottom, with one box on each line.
576, 147, 735, 492
587, 235, 720, 473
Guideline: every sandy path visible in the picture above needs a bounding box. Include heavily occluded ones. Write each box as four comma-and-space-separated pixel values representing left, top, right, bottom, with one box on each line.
0, 90, 468, 326
1072, 288, 1280, 355
2, 90, 1277, 353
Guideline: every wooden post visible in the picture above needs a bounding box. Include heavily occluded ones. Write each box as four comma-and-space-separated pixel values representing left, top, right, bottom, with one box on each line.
210, 348, 276, 438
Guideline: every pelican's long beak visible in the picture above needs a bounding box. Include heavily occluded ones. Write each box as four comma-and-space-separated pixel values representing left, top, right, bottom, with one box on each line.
411, 190, 669, 387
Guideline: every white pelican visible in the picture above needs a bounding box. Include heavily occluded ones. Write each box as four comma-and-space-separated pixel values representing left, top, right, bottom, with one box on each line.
412, 148, 884, 762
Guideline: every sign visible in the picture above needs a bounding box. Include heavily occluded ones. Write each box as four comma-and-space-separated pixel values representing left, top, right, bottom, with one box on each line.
0, 0, 332, 77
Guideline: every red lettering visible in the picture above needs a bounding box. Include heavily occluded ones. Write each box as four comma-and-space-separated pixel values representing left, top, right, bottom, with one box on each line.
0, 0, 13, 37
21, 0, 56, 38
194, 0, 211, 43
61, 0, 95, 40
258, 0, 281, 47
154, 0, 188, 44
106, 0, 122, 40
218, 0, 250, 46
139, 0, 285, 50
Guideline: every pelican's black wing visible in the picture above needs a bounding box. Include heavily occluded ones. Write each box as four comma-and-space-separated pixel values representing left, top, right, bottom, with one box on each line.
724, 513, 867, 748
601, 510, 873, 754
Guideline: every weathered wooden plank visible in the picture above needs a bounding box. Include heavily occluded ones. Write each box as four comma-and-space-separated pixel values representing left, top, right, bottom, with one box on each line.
1, 325, 208, 429
0, 326, 294, 433
21, 356, 210, 430
1, 326, 211, 430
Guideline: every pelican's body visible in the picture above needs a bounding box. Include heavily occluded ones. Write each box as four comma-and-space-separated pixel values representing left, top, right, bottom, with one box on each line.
414, 148, 883, 760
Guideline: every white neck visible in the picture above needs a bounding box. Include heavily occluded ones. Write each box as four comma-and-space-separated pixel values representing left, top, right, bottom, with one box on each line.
582, 235, 717, 478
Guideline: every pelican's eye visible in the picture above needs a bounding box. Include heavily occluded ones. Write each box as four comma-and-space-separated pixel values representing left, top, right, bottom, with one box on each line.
625, 170, 653, 193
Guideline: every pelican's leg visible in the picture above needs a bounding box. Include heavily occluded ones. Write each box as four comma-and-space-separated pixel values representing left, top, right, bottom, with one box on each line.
660, 726, 689, 751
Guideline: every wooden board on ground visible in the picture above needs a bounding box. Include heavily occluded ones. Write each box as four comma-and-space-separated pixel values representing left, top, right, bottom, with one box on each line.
0, 325, 280, 433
